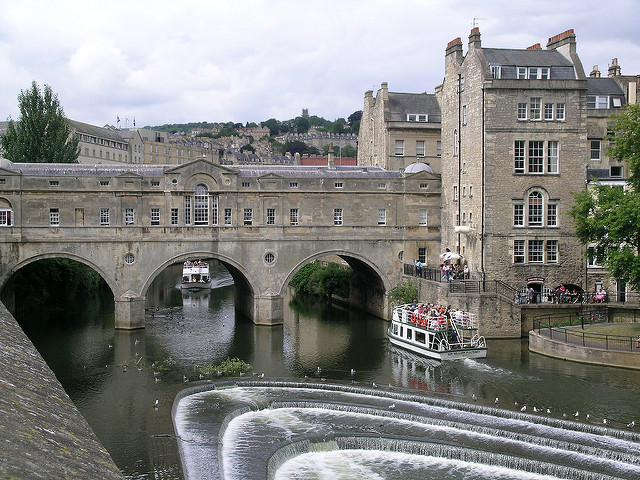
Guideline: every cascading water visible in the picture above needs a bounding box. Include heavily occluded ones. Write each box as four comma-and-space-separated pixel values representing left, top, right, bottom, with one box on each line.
173, 381, 640, 480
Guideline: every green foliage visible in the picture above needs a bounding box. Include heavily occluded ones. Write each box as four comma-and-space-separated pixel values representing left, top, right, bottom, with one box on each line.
323, 144, 357, 157
195, 357, 252, 377
8, 258, 104, 309
290, 261, 351, 298
152, 357, 176, 372
281, 140, 310, 155
213, 126, 239, 138
569, 104, 640, 290
240, 144, 255, 153
388, 280, 418, 307
1, 81, 79, 163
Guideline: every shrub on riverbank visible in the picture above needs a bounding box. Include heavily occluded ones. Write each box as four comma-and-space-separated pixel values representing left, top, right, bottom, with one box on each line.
290, 261, 351, 298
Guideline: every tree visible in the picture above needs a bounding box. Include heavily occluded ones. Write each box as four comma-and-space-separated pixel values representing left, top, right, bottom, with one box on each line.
1, 81, 79, 163
569, 104, 640, 290
388, 280, 418, 307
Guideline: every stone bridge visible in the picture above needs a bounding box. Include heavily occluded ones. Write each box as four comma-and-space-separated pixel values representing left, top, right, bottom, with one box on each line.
0, 158, 441, 328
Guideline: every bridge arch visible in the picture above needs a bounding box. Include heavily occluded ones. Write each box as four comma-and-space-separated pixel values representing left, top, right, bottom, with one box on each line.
0, 252, 117, 296
280, 249, 391, 319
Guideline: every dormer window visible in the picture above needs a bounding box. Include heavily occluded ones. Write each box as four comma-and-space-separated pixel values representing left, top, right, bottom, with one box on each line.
491, 65, 501, 79
588, 96, 609, 109
406, 114, 428, 122
517, 67, 549, 79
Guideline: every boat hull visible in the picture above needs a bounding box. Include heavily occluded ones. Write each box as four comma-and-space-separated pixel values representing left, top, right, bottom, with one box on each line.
387, 331, 487, 360
180, 281, 212, 291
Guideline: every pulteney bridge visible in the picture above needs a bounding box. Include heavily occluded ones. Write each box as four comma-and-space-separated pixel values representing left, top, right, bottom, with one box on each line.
0, 158, 441, 328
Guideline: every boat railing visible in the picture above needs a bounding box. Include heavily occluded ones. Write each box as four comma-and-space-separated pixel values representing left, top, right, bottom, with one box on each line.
394, 305, 478, 331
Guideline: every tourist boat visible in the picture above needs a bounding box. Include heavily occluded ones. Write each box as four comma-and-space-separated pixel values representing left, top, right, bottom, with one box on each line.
181, 261, 212, 290
388, 304, 487, 360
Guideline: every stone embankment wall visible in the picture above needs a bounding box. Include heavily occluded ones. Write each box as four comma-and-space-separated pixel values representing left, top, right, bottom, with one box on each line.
0, 302, 123, 479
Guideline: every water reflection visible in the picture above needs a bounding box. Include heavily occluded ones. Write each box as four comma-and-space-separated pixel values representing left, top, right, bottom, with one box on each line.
13, 265, 640, 480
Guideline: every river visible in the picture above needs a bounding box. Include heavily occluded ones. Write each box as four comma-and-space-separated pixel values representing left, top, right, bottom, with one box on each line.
15, 261, 640, 479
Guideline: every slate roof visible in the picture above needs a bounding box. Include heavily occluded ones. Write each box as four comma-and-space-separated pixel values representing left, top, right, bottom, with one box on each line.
236, 165, 402, 179
387, 92, 441, 122
587, 78, 625, 96
483, 48, 576, 80
9, 162, 165, 177
68, 120, 129, 143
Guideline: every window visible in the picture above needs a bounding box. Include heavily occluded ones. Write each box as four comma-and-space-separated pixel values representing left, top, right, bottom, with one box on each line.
544, 103, 554, 120
530, 98, 541, 120
150, 208, 160, 226
193, 184, 209, 225
491, 65, 501, 79
462, 105, 467, 125
528, 141, 544, 173
264, 253, 275, 264
588, 96, 609, 109
547, 141, 559, 174
0, 209, 12, 226
334, 182, 344, 188
419, 183, 428, 190
211, 195, 218, 225
100, 180, 109, 186
418, 114, 427, 122
289, 182, 298, 188
517, 67, 527, 79
528, 191, 543, 226
243, 208, 253, 225
528, 240, 544, 263
453, 185, 458, 201
419, 209, 427, 226
49, 180, 59, 186
587, 246, 606, 267
469, 186, 473, 197
100, 208, 110, 226
184, 196, 191, 225
517, 103, 527, 120
378, 209, 386, 226
289, 208, 299, 226
590, 140, 601, 160
125, 208, 134, 225
514, 240, 525, 263
416, 140, 425, 157
241, 181, 251, 187
151, 181, 160, 187
547, 203, 558, 226
436, 141, 442, 157
513, 204, 524, 226
453, 130, 458, 156
546, 240, 558, 263
377, 182, 387, 189
224, 208, 232, 225
395, 140, 404, 156
514, 140, 525, 173
418, 247, 426, 264
171, 208, 179, 225
556, 103, 565, 120
611, 165, 623, 178
333, 208, 343, 226
266, 208, 275, 225
49, 208, 59, 226
407, 114, 416, 121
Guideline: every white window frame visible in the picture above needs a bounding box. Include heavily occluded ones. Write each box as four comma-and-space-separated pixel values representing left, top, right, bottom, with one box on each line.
377, 208, 386, 226
517, 103, 527, 120
547, 203, 558, 227
416, 140, 425, 157
513, 203, 524, 226
333, 208, 343, 226
556, 103, 565, 120
514, 239, 525, 263
124, 208, 134, 225
528, 140, 544, 173
290, 208, 299, 226
514, 140, 525, 173
530, 97, 541, 120
462, 105, 467, 125
49, 208, 59, 226
547, 141, 559, 174
453, 185, 458, 201
224, 208, 232, 225
453, 130, 458, 156
590, 140, 602, 161
266, 208, 275, 225
436, 140, 442, 157
100, 208, 110, 226
0, 209, 12, 226
491, 65, 501, 79
546, 240, 558, 263
171, 208, 179, 225
395, 140, 404, 156
528, 191, 543, 226
418, 208, 427, 226
193, 184, 209, 225
150, 208, 160, 226
243, 208, 253, 226
528, 240, 544, 263
544, 103, 554, 120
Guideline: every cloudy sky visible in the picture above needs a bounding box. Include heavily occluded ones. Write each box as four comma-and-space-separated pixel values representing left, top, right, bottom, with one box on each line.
1, 0, 639, 128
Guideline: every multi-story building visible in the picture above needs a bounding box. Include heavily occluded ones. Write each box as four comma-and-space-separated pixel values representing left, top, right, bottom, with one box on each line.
438, 28, 590, 298
358, 82, 442, 172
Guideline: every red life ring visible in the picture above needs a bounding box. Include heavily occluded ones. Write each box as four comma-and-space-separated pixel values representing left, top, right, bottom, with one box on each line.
411, 313, 417, 323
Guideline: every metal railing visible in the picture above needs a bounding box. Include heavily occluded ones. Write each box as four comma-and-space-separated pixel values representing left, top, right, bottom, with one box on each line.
532, 313, 640, 352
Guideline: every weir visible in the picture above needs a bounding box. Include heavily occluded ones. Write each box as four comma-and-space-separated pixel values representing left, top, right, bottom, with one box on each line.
172, 381, 640, 480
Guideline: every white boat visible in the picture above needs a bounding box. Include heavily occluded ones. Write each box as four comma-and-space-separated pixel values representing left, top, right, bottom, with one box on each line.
181, 261, 212, 290
388, 304, 487, 360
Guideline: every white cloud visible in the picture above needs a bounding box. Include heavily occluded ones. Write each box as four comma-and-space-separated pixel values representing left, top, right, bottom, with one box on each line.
1, 0, 639, 127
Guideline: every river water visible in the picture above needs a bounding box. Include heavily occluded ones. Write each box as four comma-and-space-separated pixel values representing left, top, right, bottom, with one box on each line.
15, 261, 640, 479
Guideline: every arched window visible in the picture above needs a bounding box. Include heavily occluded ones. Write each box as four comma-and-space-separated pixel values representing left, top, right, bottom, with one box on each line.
193, 184, 209, 225
453, 129, 459, 156
528, 191, 543, 226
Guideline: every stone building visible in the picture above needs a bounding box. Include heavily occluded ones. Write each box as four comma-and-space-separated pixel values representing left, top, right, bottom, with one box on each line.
438, 28, 589, 298
357, 82, 442, 172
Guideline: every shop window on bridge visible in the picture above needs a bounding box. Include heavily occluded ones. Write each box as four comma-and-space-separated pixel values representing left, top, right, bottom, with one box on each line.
184, 184, 219, 226
0, 209, 13, 226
